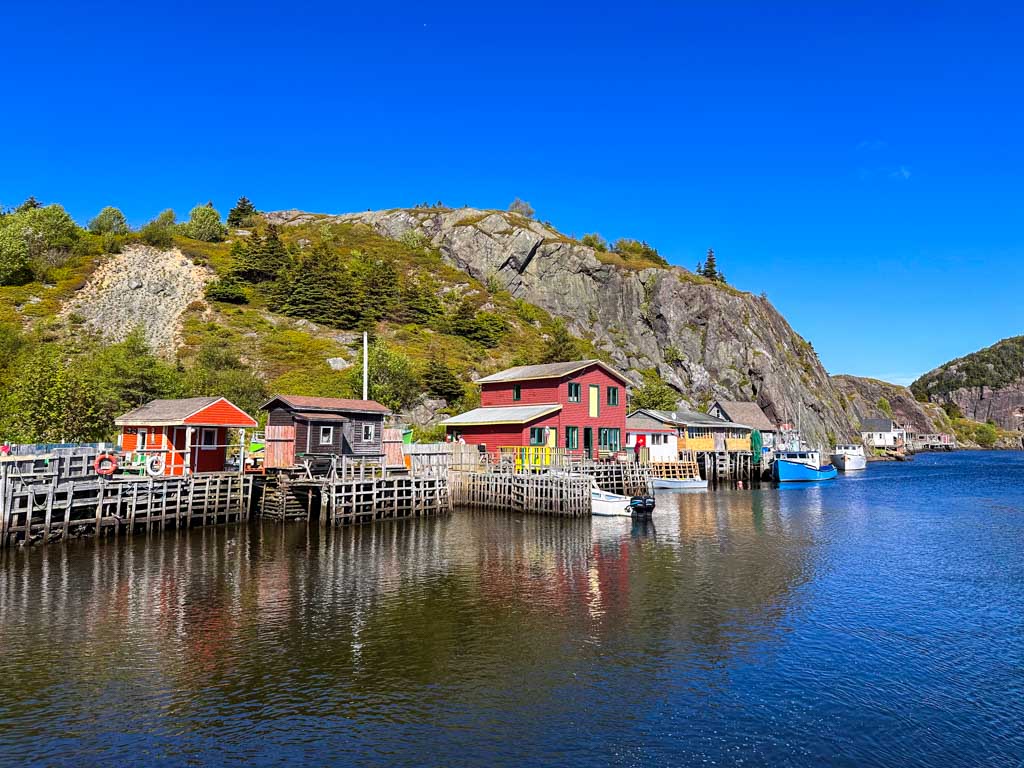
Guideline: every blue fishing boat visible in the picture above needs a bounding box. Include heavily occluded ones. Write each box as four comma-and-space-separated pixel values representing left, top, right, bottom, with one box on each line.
772, 450, 838, 482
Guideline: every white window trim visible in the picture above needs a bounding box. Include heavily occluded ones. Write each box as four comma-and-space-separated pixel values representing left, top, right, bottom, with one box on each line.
319, 426, 334, 446
362, 424, 375, 442
199, 427, 217, 451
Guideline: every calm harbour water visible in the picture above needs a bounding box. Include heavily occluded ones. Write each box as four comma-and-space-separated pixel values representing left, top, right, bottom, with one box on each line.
1, 452, 1023, 767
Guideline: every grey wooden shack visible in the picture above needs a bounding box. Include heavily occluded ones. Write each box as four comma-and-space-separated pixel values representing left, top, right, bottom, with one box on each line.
261, 395, 391, 469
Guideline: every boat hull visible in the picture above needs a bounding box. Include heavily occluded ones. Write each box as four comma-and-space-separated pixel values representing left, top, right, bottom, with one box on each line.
591, 489, 632, 516
650, 477, 708, 490
773, 459, 838, 482
831, 453, 867, 472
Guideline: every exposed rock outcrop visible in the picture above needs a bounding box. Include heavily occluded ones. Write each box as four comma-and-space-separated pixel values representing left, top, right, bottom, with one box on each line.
912, 336, 1024, 431
59, 245, 212, 356
831, 375, 953, 434
271, 207, 857, 444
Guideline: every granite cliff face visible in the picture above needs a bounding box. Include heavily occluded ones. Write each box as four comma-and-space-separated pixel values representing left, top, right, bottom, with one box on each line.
269, 207, 855, 444
831, 375, 953, 434
911, 336, 1024, 432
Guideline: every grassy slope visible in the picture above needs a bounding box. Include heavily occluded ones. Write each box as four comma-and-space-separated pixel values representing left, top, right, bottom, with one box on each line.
139, 221, 602, 402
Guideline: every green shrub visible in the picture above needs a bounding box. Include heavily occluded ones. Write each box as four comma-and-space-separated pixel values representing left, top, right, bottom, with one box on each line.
182, 204, 227, 242
139, 209, 177, 247
205, 277, 248, 304
0, 223, 32, 285
581, 233, 608, 252
877, 397, 893, 418
88, 206, 129, 235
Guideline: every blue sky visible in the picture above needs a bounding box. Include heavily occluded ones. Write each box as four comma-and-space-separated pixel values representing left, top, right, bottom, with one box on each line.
3, 1, 1022, 384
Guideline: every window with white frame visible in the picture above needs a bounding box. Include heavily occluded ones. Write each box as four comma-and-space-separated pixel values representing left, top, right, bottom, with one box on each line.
319, 426, 334, 445
362, 424, 375, 442
200, 428, 217, 451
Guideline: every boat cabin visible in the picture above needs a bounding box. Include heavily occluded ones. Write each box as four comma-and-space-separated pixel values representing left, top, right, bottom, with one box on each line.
115, 397, 258, 476
260, 395, 392, 469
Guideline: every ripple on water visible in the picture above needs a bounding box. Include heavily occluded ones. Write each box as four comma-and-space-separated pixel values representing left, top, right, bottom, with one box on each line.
0, 453, 1023, 766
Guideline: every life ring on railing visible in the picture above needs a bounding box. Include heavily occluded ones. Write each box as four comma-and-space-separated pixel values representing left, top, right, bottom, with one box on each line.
146, 454, 166, 477
95, 453, 118, 476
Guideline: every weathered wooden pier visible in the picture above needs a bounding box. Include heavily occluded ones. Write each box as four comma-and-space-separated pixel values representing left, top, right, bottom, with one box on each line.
257, 454, 451, 526
1, 453, 251, 548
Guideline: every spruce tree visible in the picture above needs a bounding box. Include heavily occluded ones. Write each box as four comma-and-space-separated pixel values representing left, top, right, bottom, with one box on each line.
423, 353, 464, 404
227, 196, 257, 227
280, 244, 341, 323
702, 248, 718, 280
540, 319, 581, 363
256, 225, 289, 280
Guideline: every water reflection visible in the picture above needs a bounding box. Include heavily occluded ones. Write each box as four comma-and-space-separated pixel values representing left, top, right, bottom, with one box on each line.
5, 458, 1018, 766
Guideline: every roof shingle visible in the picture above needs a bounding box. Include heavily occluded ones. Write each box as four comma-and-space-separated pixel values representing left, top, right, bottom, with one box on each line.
475, 359, 629, 385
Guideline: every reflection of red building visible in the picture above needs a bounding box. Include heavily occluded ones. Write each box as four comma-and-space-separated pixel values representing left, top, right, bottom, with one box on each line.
116, 397, 258, 475
442, 360, 630, 457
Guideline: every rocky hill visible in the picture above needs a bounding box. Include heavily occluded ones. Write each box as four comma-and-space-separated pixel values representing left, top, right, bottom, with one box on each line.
831, 375, 953, 434
267, 207, 855, 445
911, 336, 1024, 432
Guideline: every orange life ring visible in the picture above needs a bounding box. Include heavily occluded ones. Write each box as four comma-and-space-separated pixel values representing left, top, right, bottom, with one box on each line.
95, 453, 118, 476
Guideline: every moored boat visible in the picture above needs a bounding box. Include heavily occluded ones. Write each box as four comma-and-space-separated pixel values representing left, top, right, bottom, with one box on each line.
830, 445, 867, 472
772, 450, 838, 482
650, 476, 708, 490
591, 481, 634, 516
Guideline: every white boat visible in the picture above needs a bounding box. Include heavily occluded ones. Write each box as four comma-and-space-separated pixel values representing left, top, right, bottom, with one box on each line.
650, 476, 708, 490
830, 445, 867, 472
591, 480, 633, 517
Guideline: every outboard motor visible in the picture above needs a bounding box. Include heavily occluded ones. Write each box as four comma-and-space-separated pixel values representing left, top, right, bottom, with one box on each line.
629, 494, 656, 516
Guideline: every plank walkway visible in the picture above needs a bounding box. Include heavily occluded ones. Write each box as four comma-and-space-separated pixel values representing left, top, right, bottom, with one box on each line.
0, 470, 252, 548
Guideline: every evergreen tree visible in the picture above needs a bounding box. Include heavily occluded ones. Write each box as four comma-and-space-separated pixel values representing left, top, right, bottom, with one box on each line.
695, 260, 703, 274
701, 248, 718, 280
15, 196, 41, 212
540, 319, 581, 363
227, 196, 257, 227
256, 225, 289, 279
358, 256, 399, 322
629, 375, 679, 411
397, 274, 442, 324
279, 244, 342, 323
423, 353, 464, 404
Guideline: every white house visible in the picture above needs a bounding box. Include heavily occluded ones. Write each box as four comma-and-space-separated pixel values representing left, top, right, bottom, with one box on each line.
860, 418, 906, 449
625, 410, 680, 461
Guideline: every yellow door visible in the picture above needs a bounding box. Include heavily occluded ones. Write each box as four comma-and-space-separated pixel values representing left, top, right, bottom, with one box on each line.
588, 385, 599, 418
547, 427, 556, 448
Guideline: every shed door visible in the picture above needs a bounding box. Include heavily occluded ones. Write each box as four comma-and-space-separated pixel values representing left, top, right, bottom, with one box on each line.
588, 385, 599, 418
265, 424, 296, 469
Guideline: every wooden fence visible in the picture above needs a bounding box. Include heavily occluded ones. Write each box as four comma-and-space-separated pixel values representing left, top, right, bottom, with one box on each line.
1, 471, 252, 548
449, 471, 592, 517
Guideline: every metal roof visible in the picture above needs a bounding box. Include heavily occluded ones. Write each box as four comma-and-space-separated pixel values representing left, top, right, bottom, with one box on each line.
628, 408, 750, 430
115, 397, 252, 427
262, 395, 391, 414
475, 359, 630, 385
861, 418, 897, 432
441, 404, 562, 426
712, 400, 776, 431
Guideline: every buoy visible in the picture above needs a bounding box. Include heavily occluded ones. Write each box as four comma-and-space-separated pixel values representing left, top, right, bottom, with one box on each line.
94, 453, 118, 476
146, 454, 166, 477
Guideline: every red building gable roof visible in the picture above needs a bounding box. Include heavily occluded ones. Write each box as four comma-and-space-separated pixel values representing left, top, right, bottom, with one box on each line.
475, 359, 630, 386
115, 397, 257, 428
261, 394, 391, 414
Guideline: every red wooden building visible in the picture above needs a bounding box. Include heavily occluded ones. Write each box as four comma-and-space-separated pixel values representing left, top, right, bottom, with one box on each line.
115, 397, 258, 475
442, 360, 630, 457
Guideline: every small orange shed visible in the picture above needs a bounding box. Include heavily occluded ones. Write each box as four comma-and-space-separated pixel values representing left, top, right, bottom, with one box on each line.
115, 397, 258, 475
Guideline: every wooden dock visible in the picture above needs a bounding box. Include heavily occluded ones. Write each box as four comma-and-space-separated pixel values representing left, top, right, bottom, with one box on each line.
257, 454, 451, 526
450, 470, 593, 517
0, 467, 252, 548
